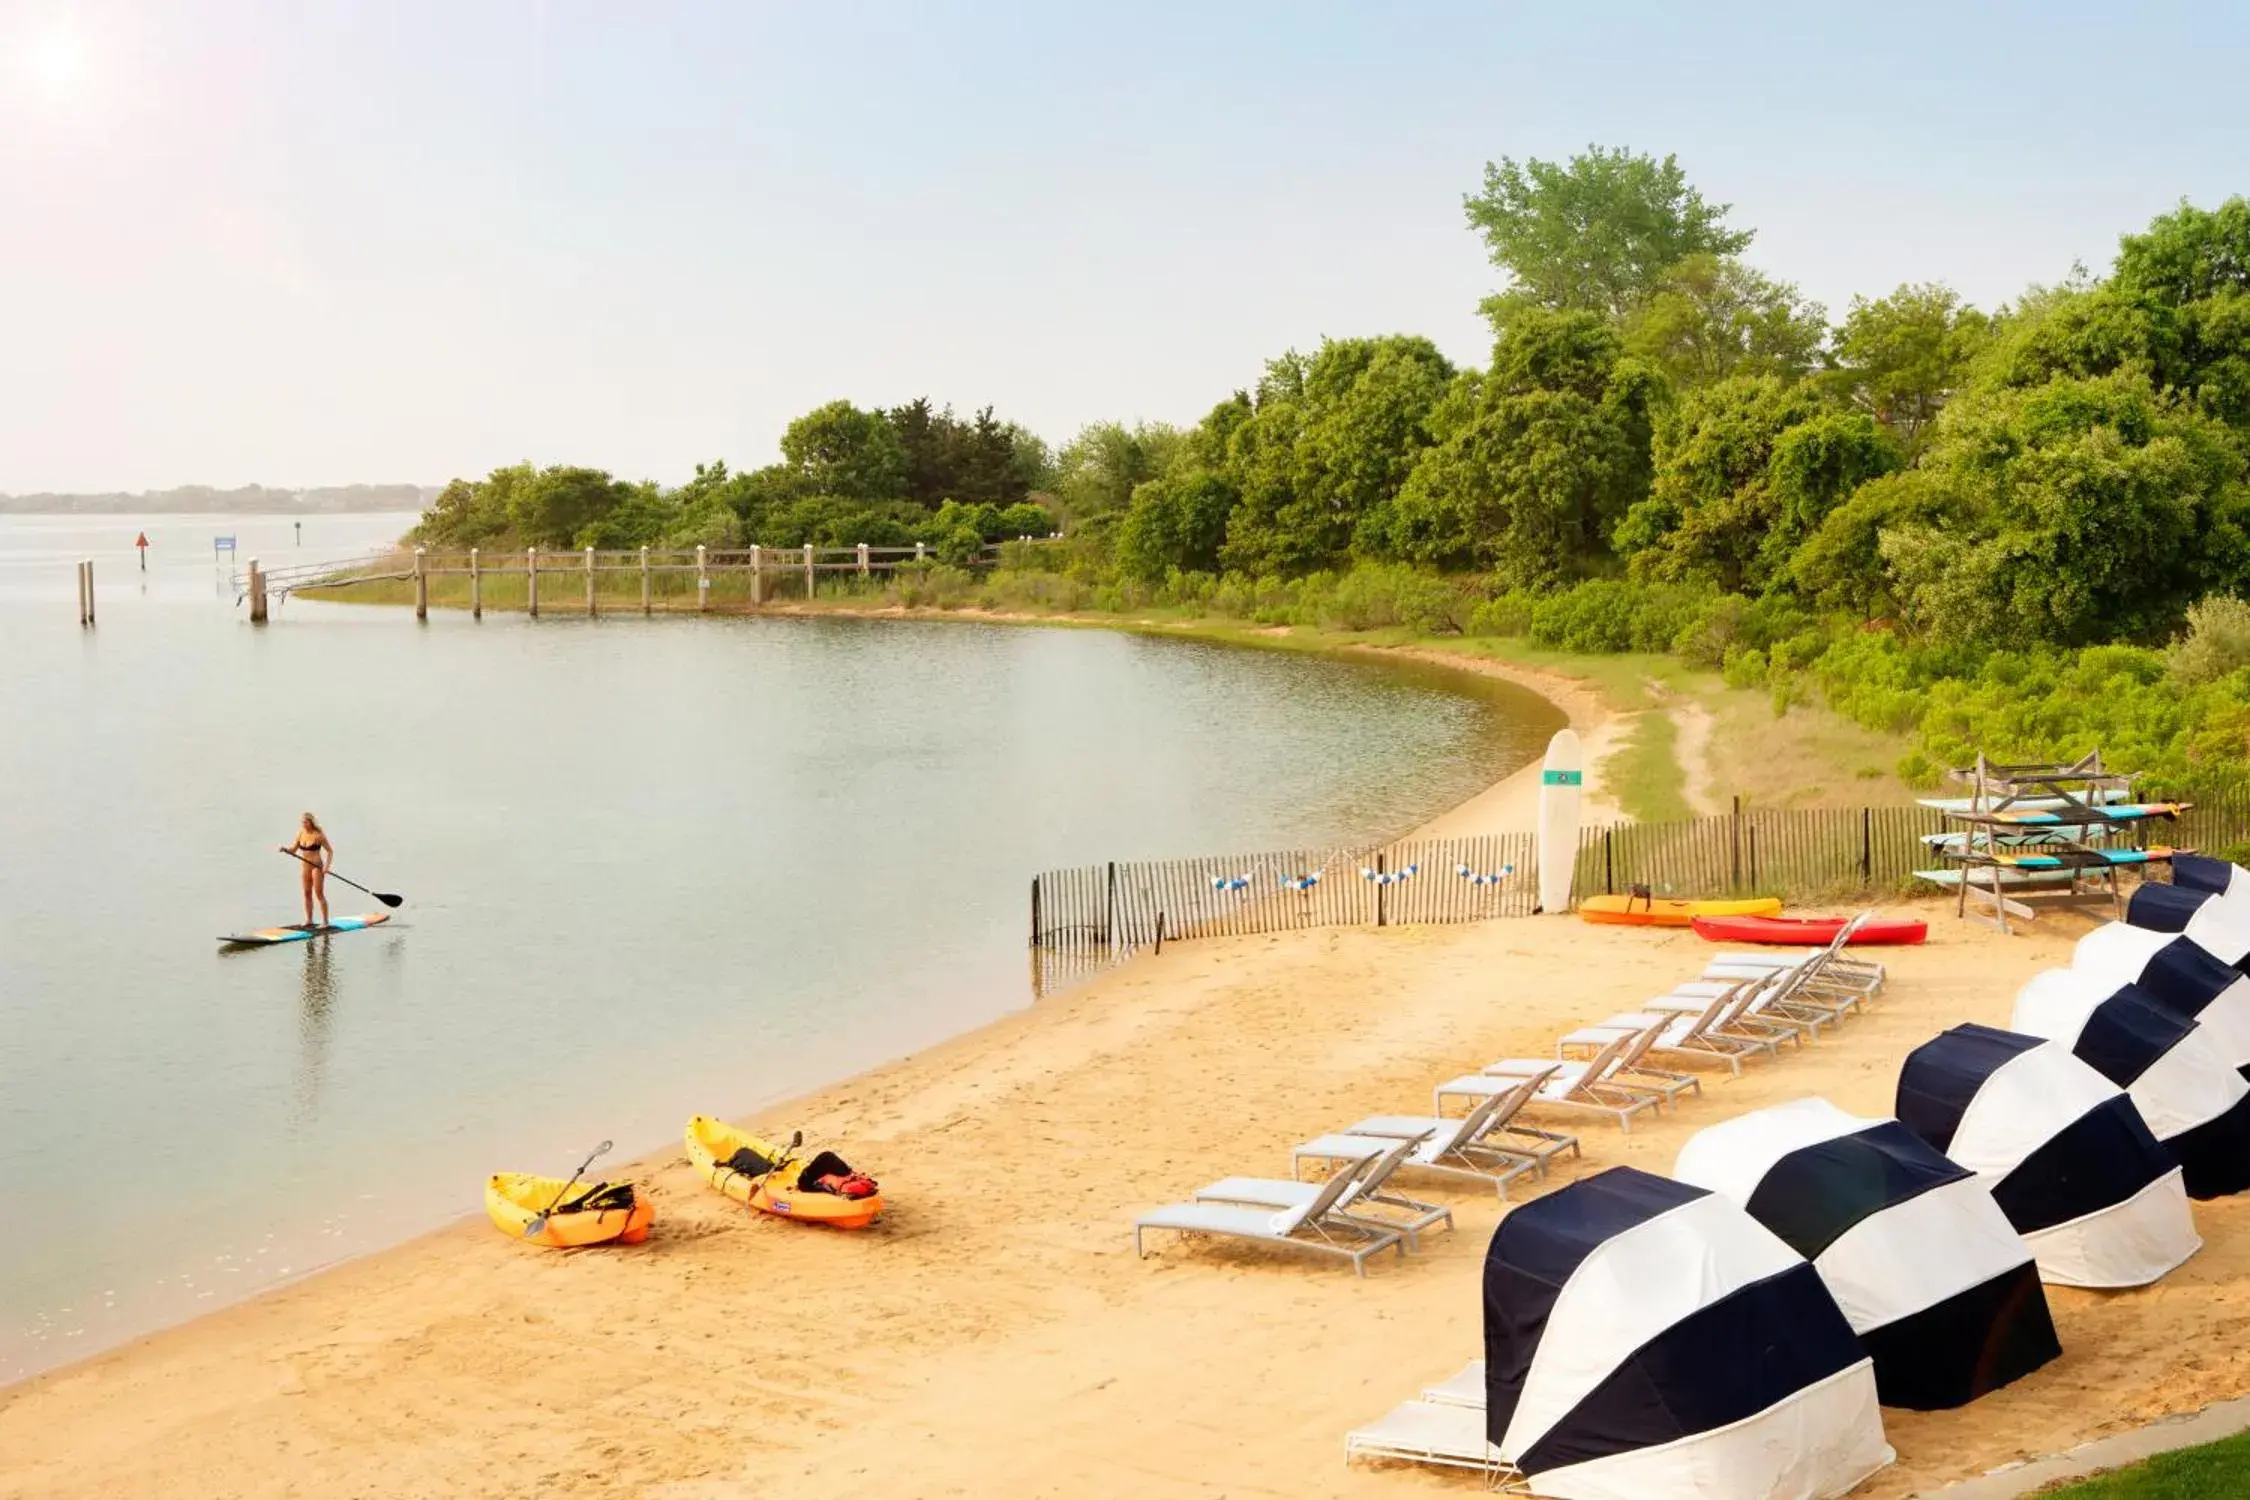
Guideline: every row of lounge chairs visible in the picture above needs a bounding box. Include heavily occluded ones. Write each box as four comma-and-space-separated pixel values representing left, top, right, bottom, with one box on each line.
1133, 916, 1890, 1280
1343, 916, 1896, 1477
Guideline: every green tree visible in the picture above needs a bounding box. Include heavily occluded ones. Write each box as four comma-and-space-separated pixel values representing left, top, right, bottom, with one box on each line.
1052, 421, 1184, 524
1464, 146, 1752, 327
1115, 471, 1238, 581
414, 469, 518, 546
779, 400, 908, 503
1618, 377, 1890, 593
1827, 283, 1991, 457
1623, 254, 1827, 388
1375, 311, 1659, 584
1218, 336, 1455, 576
1880, 369, 2250, 644
2111, 196, 2250, 427
507, 465, 635, 549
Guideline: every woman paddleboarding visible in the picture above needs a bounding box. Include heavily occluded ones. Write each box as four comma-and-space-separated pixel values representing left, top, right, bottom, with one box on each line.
282, 813, 333, 928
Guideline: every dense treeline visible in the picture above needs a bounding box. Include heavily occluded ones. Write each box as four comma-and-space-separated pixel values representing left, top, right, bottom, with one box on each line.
414, 399, 1057, 563
412, 146, 2250, 791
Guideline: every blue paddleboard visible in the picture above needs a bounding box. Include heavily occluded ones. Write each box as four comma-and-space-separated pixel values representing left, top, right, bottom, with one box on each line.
220, 912, 390, 947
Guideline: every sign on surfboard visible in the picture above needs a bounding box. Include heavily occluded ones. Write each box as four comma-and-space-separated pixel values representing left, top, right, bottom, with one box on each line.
1537, 728, 1583, 914
219, 912, 391, 947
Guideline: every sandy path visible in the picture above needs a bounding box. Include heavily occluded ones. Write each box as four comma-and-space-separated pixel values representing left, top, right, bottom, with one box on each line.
9, 901, 2250, 1499
1672, 696, 1722, 816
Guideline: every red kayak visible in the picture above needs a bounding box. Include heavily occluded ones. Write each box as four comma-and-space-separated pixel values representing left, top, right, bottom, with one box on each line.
1691, 914, 1928, 947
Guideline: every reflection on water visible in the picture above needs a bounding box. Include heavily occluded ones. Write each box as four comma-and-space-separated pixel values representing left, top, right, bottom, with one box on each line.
295, 939, 337, 1124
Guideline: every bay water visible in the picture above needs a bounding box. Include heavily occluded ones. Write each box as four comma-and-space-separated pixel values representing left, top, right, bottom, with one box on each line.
0, 513, 1561, 1380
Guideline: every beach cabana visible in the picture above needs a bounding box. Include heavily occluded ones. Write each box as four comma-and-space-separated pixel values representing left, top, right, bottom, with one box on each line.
2127, 879, 2250, 968
2014, 968, 2250, 1199
1895, 1023, 2199, 1288
1673, 1098, 2059, 1410
1483, 1166, 1892, 1499
2075, 920, 2250, 1076
2173, 853, 2250, 903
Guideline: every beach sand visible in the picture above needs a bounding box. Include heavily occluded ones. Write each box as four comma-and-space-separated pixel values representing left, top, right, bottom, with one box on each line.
8, 663, 2246, 1499
9, 898, 2250, 1498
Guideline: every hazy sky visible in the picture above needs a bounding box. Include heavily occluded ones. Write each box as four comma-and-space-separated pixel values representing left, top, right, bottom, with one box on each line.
3, 1, 2245, 493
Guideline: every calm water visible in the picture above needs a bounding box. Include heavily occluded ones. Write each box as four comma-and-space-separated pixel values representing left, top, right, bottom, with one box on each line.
0, 513, 1561, 1381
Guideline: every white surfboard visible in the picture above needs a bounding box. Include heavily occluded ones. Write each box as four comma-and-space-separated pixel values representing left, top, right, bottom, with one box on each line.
1537, 728, 1583, 914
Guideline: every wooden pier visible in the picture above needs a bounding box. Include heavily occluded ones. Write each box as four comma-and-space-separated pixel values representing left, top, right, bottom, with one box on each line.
236, 540, 1033, 618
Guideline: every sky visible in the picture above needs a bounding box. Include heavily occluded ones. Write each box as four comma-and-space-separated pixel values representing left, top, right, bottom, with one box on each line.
1, 0, 2246, 494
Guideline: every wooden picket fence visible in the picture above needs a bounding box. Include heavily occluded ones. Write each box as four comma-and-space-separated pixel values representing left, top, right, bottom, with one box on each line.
1028, 788, 2250, 996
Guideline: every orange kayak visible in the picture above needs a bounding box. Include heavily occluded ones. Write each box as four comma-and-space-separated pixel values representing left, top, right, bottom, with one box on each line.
1579, 894, 1783, 928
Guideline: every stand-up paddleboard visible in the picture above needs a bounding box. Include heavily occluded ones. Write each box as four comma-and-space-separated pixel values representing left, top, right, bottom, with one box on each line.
1537, 728, 1582, 914
220, 913, 390, 947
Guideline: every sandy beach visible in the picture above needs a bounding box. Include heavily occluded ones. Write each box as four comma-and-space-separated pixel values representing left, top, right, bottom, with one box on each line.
6, 675, 2245, 1499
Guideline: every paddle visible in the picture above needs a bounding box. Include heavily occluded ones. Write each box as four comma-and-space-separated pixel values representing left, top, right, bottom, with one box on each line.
280, 847, 404, 908
523, 1140, 614, 1239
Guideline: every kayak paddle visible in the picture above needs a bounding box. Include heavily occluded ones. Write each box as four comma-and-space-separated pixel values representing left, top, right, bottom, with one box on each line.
280, 846, 404, 908
524, 1140, 614, 1239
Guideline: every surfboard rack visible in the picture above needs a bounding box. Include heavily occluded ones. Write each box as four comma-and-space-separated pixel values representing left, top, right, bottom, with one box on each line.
1931, 753, 2183, 933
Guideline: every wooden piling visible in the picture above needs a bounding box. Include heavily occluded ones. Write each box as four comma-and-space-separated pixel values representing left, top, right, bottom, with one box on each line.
696, 545, 709, 612
248, 558, 267, 624
413, 547, 428, 621
914, 541, 926, 564
469, 548, 482, 618
527, 547, 539, 618
749, 544, 764, 606
84, 560, 94, 624
585, 546, 597, 617
857, 542, 870, 579
75, 560, 89, 625
639, 546, 651, 614
802, 545, 814, 599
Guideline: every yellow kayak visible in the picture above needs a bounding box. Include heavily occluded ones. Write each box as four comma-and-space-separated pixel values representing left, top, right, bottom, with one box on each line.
1579, 894, 1783, 928
485, 1172, 654, 1248
684, 1115, 883, 1230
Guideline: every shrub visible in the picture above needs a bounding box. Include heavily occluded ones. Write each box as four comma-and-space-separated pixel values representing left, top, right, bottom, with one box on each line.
1316, 564, 1473, 634
2170, 595, 2250, 686
1467, 591, 1538, 637
888, 562, 976, 609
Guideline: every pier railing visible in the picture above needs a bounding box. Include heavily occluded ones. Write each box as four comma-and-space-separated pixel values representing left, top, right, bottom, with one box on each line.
241, 540, 1053, 619
1029, 792, 2250, 995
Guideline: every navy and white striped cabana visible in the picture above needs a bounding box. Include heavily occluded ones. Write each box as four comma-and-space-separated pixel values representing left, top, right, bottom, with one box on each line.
2012, 969, 2250, 1199
1483, 1166, 1892, 1499
2075, 920, 2250, 1078
2173, 854, 2250, 904
2127, 874, 2250, 969
1895, 1024, 2200, 1288
1674, 1097, 2059, 1411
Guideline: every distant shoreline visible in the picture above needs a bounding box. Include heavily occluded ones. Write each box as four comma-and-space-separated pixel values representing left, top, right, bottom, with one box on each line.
0, 486, 434, 517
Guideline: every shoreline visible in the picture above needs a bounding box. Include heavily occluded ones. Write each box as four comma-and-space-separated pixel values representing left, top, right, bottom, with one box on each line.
0, 610, 1600, 1402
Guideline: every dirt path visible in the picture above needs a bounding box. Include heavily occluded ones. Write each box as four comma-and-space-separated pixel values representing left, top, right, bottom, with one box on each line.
1671, 696, 1722, 816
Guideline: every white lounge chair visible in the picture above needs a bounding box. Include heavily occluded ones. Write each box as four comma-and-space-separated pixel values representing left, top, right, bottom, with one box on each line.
1557, 982, 1779, 1076
1133, 1137, 1410, 1276
1196, 1134, 1453, 1249
1656, 963, 1831, 1039
1422, 1359, 1485, 1408
1290, 1067, 1575, 1199
1699, 914, 1887, 999
1434, 1018, 1668, 1132
1345, 1399, 1511, 1479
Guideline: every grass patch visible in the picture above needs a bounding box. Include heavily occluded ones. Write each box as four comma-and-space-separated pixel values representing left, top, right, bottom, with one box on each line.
1701, 684, 1917, 809
1605, 710, 1692, 822
2039, 1426, 2250, 1496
